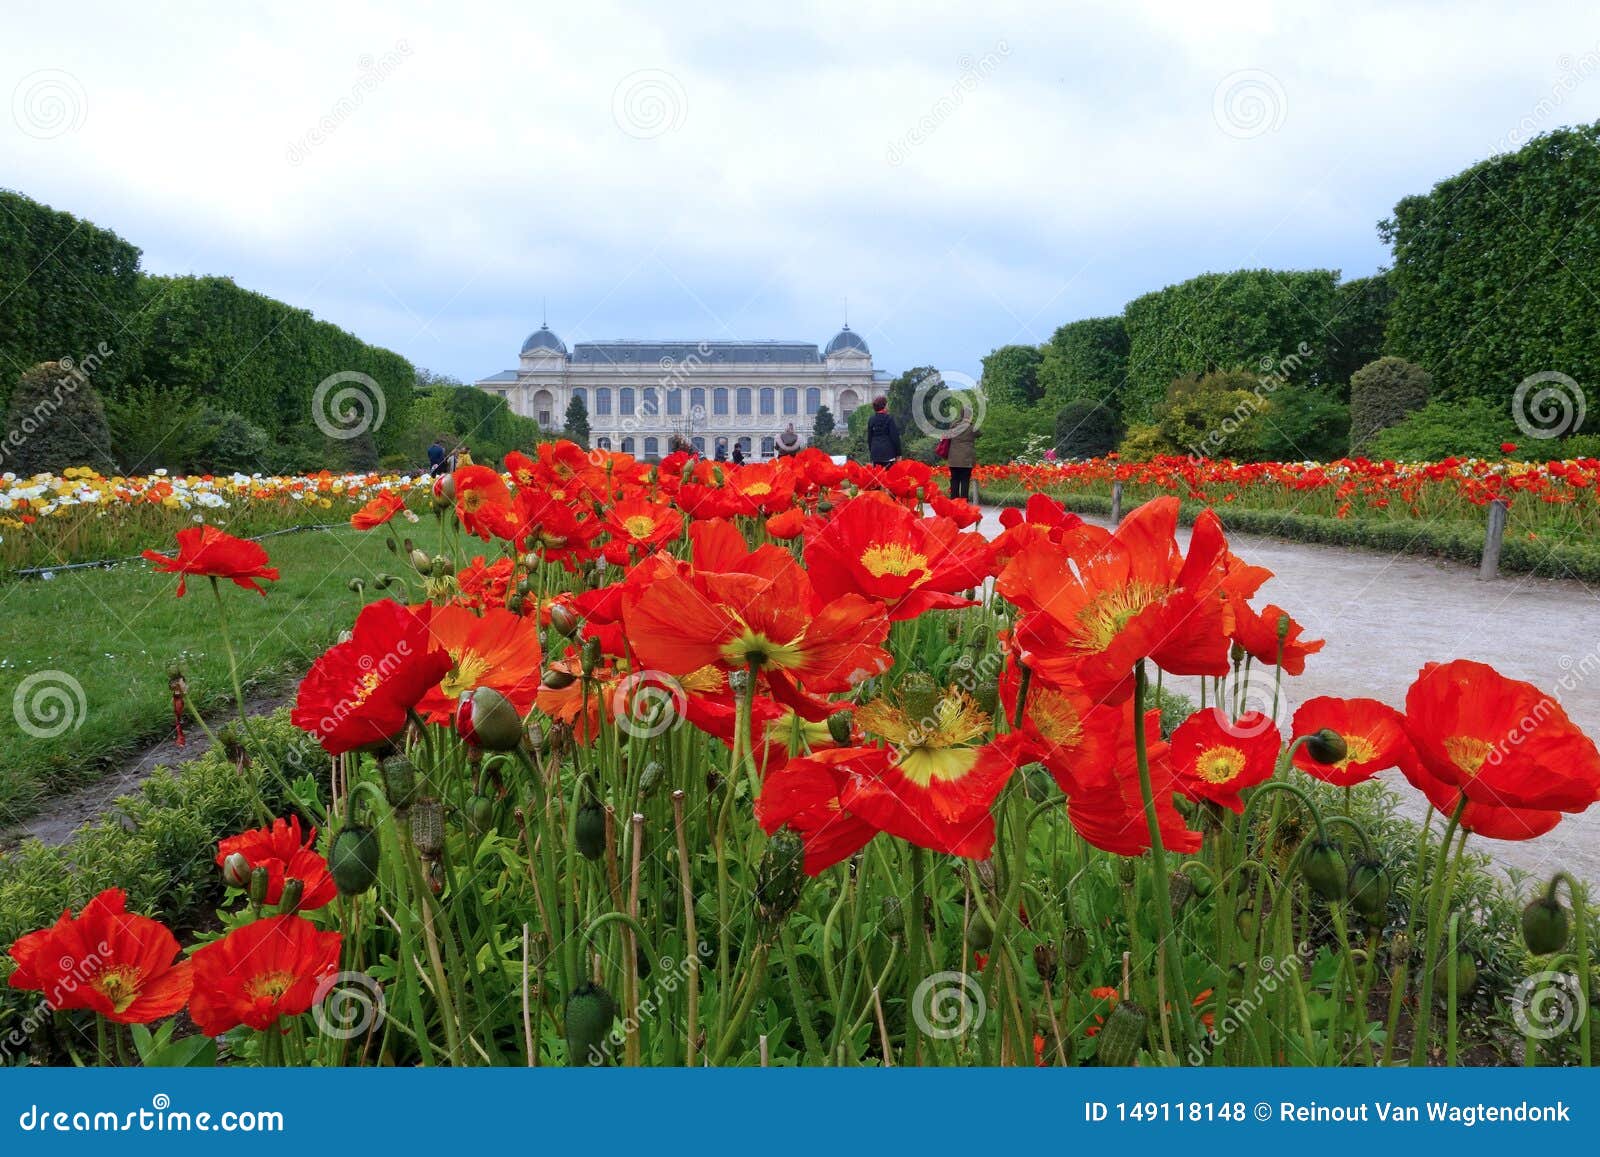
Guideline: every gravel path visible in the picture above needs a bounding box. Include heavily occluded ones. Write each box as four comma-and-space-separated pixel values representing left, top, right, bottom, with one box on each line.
975, 507, 1600, 885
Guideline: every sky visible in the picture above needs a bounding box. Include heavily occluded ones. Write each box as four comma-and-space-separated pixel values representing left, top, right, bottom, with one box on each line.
4, 1, 1600, 383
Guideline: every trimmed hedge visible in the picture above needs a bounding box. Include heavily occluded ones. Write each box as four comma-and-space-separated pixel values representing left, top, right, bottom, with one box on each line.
1349, 356, 1431, 451
1037, 317, 1128, 410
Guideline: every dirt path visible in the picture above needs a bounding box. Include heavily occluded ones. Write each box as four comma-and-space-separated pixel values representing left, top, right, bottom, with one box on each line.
0, 691, 294, 850
975, 506, 1600, 884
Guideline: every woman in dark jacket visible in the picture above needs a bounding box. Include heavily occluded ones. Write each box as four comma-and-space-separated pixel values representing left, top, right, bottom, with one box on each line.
866, 396, 901, 466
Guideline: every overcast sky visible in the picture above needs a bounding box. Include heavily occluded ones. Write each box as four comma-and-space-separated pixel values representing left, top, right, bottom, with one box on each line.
5, 1, 1600, 382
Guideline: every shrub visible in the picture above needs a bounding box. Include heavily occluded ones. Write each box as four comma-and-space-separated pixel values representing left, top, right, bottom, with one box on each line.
105, 383, 210, 473
1365, 397, 1516, 460
1349, 356, 1431, 450
1257, 385, 1350, 462
1, 360, 118, 475
1054, 398, 1120, 458
980, 344, 1044, 406
198, 407, 274, 472
1037, 317, 1128, 410
973, 401, 1047, 464
1132, 370, 1272, 461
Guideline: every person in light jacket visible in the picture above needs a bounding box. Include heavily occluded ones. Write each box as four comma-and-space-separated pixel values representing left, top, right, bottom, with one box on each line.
866, 396, 901, 466
945, 403, 978, 500
774, 422, 803, 457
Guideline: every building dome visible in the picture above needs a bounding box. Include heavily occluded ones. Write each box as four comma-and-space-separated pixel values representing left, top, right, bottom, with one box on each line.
521, 324, 567, 356
824, 325, 870, 357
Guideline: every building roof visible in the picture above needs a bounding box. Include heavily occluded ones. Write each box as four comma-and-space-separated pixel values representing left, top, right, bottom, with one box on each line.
521, 324, 568, 355
479, 370, 519, 383
824, 325, 870, 357
570, 340, 823, 365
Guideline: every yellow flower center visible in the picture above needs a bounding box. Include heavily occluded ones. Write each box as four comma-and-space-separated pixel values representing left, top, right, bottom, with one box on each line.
440, 651, 492, 699
1195, 744, 1247, 785
1444, 735, 1493, 778
1029, 686, 1084, 750
858, 690, 991, 765
860, 542, 929, 579
91, 966, 143, 1013
720, 629, 803, 671
1331, 734, 1378, 771
622, 514, 659, 540
741, 482, 773, 496
1077, 580, 1171, 652
349, 670, 385, 707
245, 970, 296, 1002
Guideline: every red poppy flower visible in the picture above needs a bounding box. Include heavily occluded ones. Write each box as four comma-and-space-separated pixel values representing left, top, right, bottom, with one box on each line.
1290, 697, 1415, 786
188, 915, 342, 1036
1168, 708, 1281, 813
803, 491, 989, 621
602, 496, 684, 565
764, 506, 807, 541
142, 526, 280, 597
291, 599, 454, 755
988, 493, 1085, 568
350, 490, 408, 531
6, 888, 192, 1024
997, 497, 1233, 700
414, 604, 543, 724
452, 464, 518, 540
1229, 601, 1324, 675
1399, 758, 1563, 841
216, 816, 337, 911
1403, 659, 1600, 814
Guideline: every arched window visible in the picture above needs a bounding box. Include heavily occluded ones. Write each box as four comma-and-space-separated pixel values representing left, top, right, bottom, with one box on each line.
782, 388, 798, 416
666, 389, 682, 416
713, 388, 729, 416
532, 389, 555, 428
761, 437, 776, 458
736, 437, 752, 457
621, 436, 636, 455
805, 387, 821, 415
619, 387, 636, 417
644, 436, 659, 459
836, 389, 859, 418
690, 388, 706, 418
641, 387, 658, 417
737, 388, 752, 416
595, 388, 612, 416
692, 437, 706, 454
759, 388, 775, 416
597, 435, 613, 450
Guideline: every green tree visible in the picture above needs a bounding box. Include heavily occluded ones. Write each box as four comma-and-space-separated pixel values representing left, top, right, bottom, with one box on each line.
980, 345, 1043, 406
564, 393, 591, 449
1054, 398, 1121, 459
105, 384, 211, 473
1256, 385, 1350, 462
886, 366, 938, 432
1037, 317, 1129, 411
2, 360, 118, 475
1326, 273, 1392, 392
1349, 356, 1431, 451
1124, 370, 1272, 462
1367, 398, 1516, 461
811, 404, 836, 442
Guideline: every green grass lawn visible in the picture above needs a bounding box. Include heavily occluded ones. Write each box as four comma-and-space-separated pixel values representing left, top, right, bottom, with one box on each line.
0, 526, 401, 828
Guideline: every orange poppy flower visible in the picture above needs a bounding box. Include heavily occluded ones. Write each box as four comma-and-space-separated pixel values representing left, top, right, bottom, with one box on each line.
188, 915, 342, 1037
764, 506, 808, 540
452, 464, 518, 540
603, 496, 684, 564
142, 526, 280, 597
1168, 707, 1281, 813
1290, 697, 1415, 787
1403, 659, 1600, 814
350, 490, 408, 530
1399, 758, 1562, 841
216, 816, 336, 911
6, 888, 192, 1025
1230, 601, 1324, 675
414, 604, 543, 724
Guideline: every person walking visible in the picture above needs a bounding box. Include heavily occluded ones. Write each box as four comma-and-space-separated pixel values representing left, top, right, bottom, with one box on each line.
866, 396, 900, 466
731, 441, 746, 465
945, 402, 978, 500
427, 439, 447, 476
774, 422, 803, 457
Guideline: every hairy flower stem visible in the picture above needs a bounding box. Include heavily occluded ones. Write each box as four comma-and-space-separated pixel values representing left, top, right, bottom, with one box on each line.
1410, 798, 1467, 1065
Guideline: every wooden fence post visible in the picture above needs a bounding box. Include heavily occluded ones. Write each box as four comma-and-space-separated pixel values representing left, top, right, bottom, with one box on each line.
1478, 498, 1508, 580
1110, 481, 1123, 526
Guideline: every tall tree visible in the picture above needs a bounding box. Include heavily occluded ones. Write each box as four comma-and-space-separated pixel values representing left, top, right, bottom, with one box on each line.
564, 393, 591, 448
980, 344, 1043, 406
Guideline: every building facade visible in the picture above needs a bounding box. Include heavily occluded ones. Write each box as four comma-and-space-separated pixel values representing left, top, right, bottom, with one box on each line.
474, 324, 883, 460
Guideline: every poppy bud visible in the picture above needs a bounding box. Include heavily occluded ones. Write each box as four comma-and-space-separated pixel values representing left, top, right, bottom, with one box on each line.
565, 982, 618, 1066
248, 865, 271, 905
1235, 907, 1258, 940
1021, 762, 1055, 802
1349, 859, 1391, 922
221, 852, 252, 889
1169, 871, 1193, 914
1117, 856, 1138, 887
466, 794, 496, 835
1276, 613, 1291, 640
430, 555, 450, 577
1033, 943, 1058, 983
542, 667, 577, 690
550, 604, 580, 637
411, 799, 445, 857
1305, 728, 1348, 765
1434, 949, 1477, 1001
381, 754, 418, 810
574, 801, 606, 861
827, 710, 854, 745
638, 760, 665, 800
330, 826, 381, 895
1230, 640, 1247, 665
455, 686, 523, 752
1301, 840, 1348, 901
1521, 893, 1570, 956
347, 577, 365, 593
756, 828, 807, 922
880, 895, 904, 936
1095, 1001, 1149, 1066
409, 549, 432, 575
580, 636, 601, 675
1061, 925, 1089, 969
946, 620, 961, 644
279, 877, 305, 914
966, 912, 993, 951
971, 678, 999, 719
506, 593, 524, 615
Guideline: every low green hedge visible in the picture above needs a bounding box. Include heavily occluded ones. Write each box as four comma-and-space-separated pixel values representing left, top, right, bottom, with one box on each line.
982, 486, 1600, 584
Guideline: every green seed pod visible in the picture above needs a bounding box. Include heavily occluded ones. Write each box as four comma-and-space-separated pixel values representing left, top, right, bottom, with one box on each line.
329, 826, 381, 895
1434, 949, 1478, 1002
1117, 856, 1138, 888
381, 754, 418, 811
971, 678, 999, 719
1348, 859, 1392, 922
898, 670, 942, 726
1521, 894, 1571, 956
756, 828, 807, 922
880, 895, 905, 936
1169, 871, 1194, 914
966, 912, 993, 951
574, 801, 607, 861
638, 761, 665, 800
1305, 728, 1348, 765
248, 865, 271, 906
466, 794, 496, 836
542, 667, 577, 690
1095, 1000, 1149, 1066
564, 982, 618, 1066
1235, 907, 1258, 941
1301, 840, 1349, 901
827, 710, 854, 746
1060, 925, 1090, 969
1021, 762, 1055, 802
410, 799, 445, 857
279, 878, 305, 913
